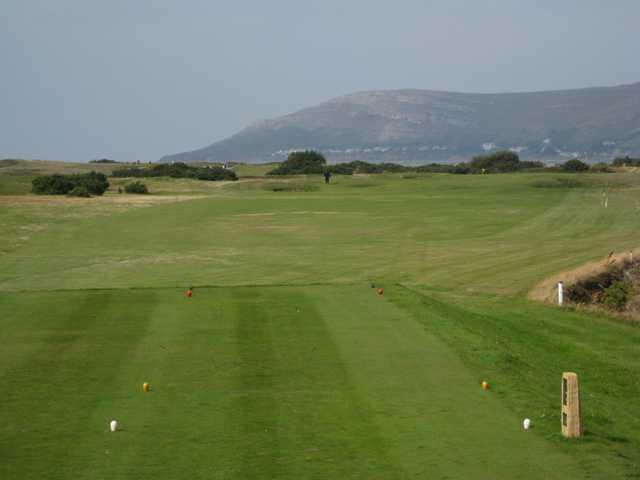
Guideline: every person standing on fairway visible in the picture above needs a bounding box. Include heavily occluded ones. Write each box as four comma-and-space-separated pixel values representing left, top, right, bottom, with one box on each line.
324, 170, 332, 184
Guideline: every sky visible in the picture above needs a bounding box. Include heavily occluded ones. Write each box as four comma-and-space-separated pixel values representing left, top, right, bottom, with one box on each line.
2, 0, 640, 162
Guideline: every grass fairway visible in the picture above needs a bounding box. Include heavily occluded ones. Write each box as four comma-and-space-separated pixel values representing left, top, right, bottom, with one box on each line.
1, 286, 616, 479
1, 163, 639, 478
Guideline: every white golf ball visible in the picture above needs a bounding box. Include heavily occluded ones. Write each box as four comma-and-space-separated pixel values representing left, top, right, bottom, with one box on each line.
110, 420, 118, 432
523, 418, 531, 430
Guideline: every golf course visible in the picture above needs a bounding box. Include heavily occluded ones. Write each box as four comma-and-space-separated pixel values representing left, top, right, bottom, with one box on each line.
1, 161, 639, 478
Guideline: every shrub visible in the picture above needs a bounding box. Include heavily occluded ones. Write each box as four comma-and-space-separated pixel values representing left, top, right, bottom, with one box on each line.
603, 281, 631, 310
470, 151, 522, 173
325, 164, 355, 175
566, 284, 592, 304
66, 185, 91, 197
112, 163, 237, 181
612, 156, 640, 167
192, 167, 237, 181
124, 181, 149, 194
565, 262, 635, 310
267, 150, 327, 175
519, 160, 545, 170
89, 158, 119, 163
31, 171, 109, 196
31, 174, 76, 195
561, 159, 589, 172
76, 171, 109, 195
449, 152, 544, 174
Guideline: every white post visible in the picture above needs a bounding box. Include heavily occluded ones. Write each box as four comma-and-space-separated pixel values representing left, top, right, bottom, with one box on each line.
558, 281, 564, 306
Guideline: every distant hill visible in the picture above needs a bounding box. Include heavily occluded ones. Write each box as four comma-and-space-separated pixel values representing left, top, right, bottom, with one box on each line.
161, 82, 640, 164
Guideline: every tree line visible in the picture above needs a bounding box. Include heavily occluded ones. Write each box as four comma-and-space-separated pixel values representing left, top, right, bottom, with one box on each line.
265, 150, 608, 176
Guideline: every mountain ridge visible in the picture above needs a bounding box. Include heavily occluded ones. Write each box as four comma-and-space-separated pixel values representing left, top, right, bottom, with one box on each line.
161, 82, 640, 164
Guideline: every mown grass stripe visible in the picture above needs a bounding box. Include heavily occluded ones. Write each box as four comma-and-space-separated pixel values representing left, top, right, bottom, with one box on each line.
0, 289, 159, 479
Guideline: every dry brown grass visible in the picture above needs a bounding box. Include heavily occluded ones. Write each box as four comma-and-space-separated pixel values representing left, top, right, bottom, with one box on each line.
0, 194, 208, 253
529, 248, 640, 304
0, 194, 204, 209
529, 248, 640, 324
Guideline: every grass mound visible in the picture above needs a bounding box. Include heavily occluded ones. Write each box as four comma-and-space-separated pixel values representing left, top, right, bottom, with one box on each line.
566, 258, 640, 314
0, 159, 22, 167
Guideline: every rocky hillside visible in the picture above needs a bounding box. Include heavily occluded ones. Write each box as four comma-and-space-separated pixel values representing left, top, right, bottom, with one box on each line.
161, 82, 640, 164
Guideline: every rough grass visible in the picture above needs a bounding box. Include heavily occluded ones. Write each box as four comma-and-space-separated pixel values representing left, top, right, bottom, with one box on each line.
388, 286, 640, 477
2, 171, 639, 293
530, 248, 640, 309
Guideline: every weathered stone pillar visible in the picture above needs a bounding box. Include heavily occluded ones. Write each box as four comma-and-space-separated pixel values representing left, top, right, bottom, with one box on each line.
561, 372, 582, 438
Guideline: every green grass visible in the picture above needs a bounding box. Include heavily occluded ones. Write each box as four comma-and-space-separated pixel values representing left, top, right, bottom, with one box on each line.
3, 285, 628, 479
2, 171, 638, 294
1, 162, 640, 478
0, 159, 147, 195
231, 162, 278, 176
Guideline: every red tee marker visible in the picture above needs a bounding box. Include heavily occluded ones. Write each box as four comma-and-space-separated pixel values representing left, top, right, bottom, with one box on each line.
186, 290, 193, 298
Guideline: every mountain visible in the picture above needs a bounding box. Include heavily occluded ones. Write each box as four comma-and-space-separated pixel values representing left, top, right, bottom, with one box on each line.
160, 82, 640, 164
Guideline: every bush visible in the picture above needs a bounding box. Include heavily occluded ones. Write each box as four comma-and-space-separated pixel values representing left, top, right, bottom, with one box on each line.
124, 181, 149, 194
267, 150, 327, 175
31, 171, 109, 196
89, 158, 118, 163
603, 281, 631, 310
66, 185, 91, 197
112, 163, 237, 181
612, 156, 640, 167
561, 159, 589, 172
324, 160, 419, 175
566, 284, 592, 304
31, 174, 76, 195
192, 167, 237, 181
470, 151, 522, 173
565, 263, 634, 310
325, 164, 355, 175
447, 151, 542, 174
77, 171, 110, 195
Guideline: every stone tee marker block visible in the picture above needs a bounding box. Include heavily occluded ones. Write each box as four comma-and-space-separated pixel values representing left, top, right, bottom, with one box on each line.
561, 372, 582, 438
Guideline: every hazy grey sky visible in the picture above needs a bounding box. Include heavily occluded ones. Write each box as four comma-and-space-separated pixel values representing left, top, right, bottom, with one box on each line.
2, 0, 639, 162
